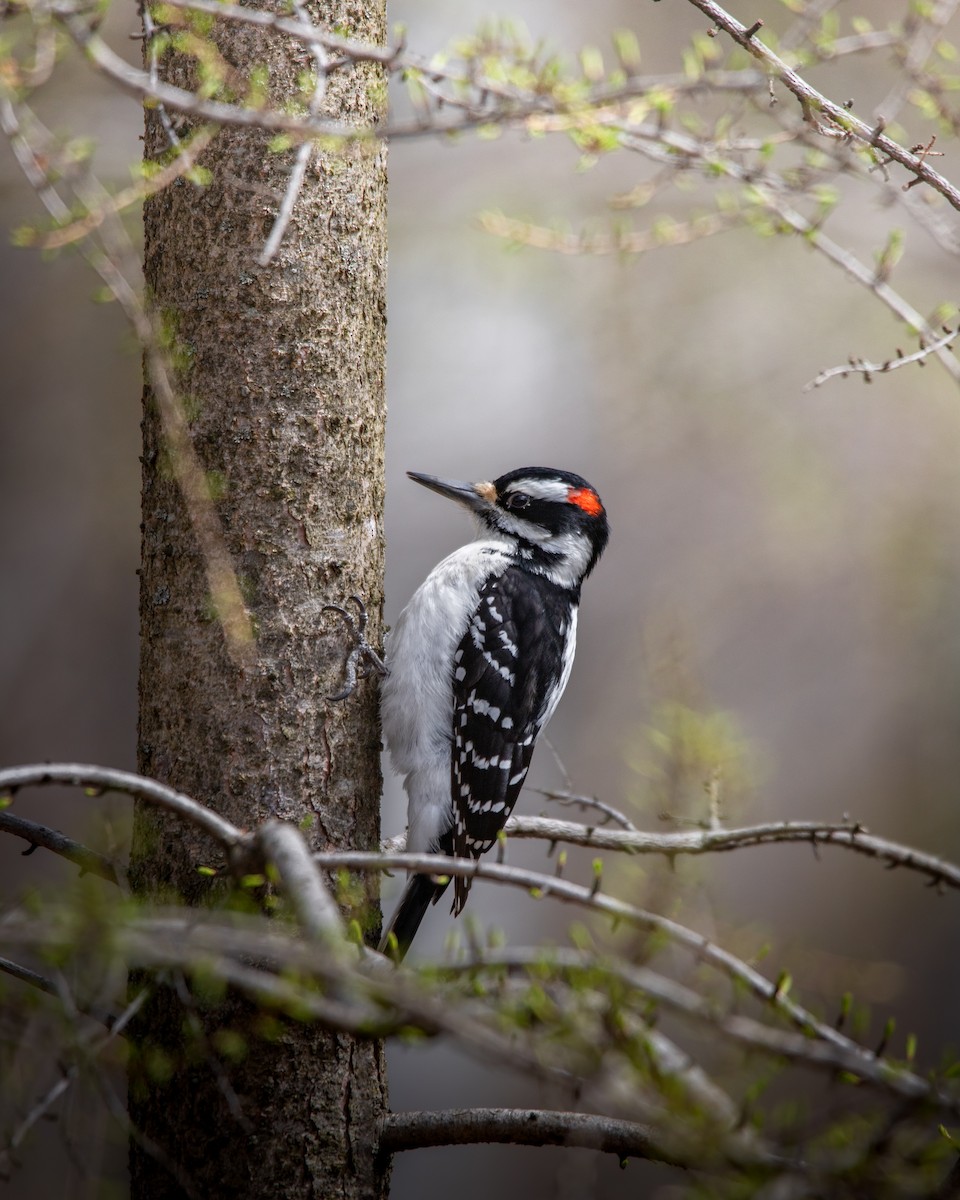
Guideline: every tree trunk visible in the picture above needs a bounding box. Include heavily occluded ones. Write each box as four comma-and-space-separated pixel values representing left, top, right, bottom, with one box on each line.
131, 0, 389, 1194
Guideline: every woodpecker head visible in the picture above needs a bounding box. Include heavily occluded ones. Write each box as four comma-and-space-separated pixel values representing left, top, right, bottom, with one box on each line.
408, 466, 609, 589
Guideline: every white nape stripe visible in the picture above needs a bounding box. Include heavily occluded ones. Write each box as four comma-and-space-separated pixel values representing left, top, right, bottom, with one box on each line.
534, 530, 594, 590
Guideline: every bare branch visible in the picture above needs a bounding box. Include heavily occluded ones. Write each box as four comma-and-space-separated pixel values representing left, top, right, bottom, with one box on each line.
0, 810, 121, 885
0, 955, 132, 1032
437, 948, 945, 1110
1, 988, 148, 1173
0, 955, 58, 998
34, 126, 216, 250
257, 820, 354, 955
592, 117, 960, 385
684, 0, 960, 212
804, 328, 958, 391
313, 850, 891, 1058
379, 1107, 686, 1164
55, 2, 761, 145
256, 0, 330, 267
152, 0, 403, 66
59, 11, 359, 141
532, 788, 637, 832
0, 96, 256, 662
502, 814, 960, 891
760, 192, 960, 384
0, 763, 246, 854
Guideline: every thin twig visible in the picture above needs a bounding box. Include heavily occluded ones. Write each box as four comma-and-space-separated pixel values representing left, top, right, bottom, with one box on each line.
874, 0, 960, 126
762, 192, 960, 384
0, 810, 121, 885
683, 0, 960, 212
3, 988, 148, 1166
532, 789, 637, 832
0, 763, 246, 853
256, 0, 330, 266
502, 814, 960, 891
141, 0, 182, 150
804, 328, 958, 391
36, 126, 216, 249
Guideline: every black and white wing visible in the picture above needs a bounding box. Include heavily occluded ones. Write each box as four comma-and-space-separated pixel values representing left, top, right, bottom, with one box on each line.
450, 566, 576, 913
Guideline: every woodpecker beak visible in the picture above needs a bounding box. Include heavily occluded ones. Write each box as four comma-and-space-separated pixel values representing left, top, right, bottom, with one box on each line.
407, 471, 496, 515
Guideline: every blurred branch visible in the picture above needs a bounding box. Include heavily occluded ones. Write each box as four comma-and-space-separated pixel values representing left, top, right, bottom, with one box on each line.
874, 0, 960, 126
7, 0, 958, 400
4, 759, 955, 1093
56, 9, 357, 140
4, 906, 796, 1174
595, 118, 960, 384
6, 902, 958, 1128
314, 850, 900, 1061
256, 0, 330, 267
0, 95, 256, 662
0, 809, 122, 884
438, 947, 947, 1110
0, 956, 130, 1031
257, 820, 353, 953
34, 126, 216, 249
478, 209, 740, 257
0, 988, 148, 1178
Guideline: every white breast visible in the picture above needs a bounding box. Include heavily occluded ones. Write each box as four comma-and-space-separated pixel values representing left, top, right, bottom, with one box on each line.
381, 541, 513, 777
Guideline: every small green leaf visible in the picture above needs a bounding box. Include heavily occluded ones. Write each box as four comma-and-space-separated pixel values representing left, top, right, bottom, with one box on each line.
612, 29, 641, 72
580, 45, 604, 82
12, 225, 39, 248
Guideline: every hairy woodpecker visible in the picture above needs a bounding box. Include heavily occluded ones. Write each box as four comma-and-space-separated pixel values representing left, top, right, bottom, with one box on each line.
379, 466, 609, 960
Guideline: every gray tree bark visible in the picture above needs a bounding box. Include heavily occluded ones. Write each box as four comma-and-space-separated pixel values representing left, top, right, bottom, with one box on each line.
130, 0, 389, 1194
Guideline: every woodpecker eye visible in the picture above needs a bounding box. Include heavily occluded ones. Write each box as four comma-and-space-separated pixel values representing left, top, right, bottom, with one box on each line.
505, 491, 531, 511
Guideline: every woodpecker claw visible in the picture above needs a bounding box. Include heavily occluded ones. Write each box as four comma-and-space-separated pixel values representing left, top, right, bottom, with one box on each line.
323, 595, 387, 701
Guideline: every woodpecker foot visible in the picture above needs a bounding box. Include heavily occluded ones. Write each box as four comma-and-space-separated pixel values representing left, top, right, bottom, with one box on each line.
323, 595, 387, 701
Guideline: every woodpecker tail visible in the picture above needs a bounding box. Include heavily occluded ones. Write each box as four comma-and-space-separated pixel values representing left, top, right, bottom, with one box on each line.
379, 873, 449, 962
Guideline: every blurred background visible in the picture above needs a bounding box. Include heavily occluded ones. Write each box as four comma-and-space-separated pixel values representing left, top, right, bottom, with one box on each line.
3, 0, 960, 1196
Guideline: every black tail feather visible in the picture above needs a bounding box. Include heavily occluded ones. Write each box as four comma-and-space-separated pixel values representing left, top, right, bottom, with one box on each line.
379, 873, 449, 962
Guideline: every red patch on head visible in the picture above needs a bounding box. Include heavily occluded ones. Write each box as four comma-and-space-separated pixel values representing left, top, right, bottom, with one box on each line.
567, 487, 603, 517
